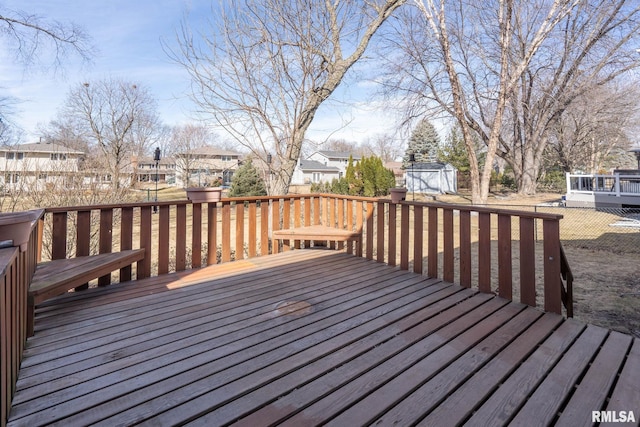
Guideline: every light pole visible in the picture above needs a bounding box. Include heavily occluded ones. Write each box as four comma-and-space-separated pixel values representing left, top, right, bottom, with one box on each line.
153, 147, 161, 212
409, 153, 416, 201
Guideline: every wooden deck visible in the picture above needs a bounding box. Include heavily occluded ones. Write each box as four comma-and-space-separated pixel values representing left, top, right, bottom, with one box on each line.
8, 250, 639, 426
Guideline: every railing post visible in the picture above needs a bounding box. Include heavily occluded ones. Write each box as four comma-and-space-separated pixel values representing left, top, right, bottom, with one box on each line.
543, 219, 562, 314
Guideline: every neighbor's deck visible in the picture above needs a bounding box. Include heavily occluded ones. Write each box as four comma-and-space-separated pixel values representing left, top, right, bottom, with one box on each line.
8, 250, 639, 426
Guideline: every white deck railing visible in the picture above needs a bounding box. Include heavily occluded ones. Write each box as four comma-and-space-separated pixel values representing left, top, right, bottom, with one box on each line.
566, 173, 640, 196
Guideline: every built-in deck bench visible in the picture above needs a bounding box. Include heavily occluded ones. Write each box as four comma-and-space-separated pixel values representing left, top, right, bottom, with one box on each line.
27, 248, 145, 336
273, 225, 362, 251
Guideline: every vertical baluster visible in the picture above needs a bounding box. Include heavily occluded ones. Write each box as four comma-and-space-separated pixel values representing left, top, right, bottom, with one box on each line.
413, 205, 423, 275
478, 212, 491, 293
519, 217, 536, 307
294, 198, 301, 249
175, 204, 187, 271
497, 214, 512, 300
120, 207, 134, 281
346, 199, 354, 254
236, 202, 245, 259
51, 211, 67, 260
248, 201, 257, 258
192, 203, 202, 268
138, 206, 152, 279
222, 201, 231, 262
427, 207, 438, 278
75, 210, 91, 290
459, 210, 471, 287
261, 200, 269, 256
207, 203, 217, 265
98, 208, 113, 286
400, 204, 410, 270
388, 203, 397, 266
271, 199, 280, 254
365, 201, 374, 260
443, 208, 454, 282
158, 205, 170, 275
281, 198, 290, 251
376, 201, 385, 263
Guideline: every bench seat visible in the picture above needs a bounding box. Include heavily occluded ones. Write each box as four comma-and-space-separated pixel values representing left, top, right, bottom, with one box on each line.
272, 225, 362, 250
28, 248, 145, 336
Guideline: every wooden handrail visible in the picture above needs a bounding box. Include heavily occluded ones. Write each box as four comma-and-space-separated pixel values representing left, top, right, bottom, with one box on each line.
0, 210, 42, 427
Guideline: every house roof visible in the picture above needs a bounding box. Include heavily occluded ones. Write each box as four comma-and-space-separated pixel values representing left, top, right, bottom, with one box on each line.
1, 142, 84, 155
410, 162, 455, 170
298, 159, 340, 172
315, 150, 361, 160
183, 147, 244, 157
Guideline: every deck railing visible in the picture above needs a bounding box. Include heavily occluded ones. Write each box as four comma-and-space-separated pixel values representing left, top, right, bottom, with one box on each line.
1, 194, 572, 426
0, 211, 41, 427
566, 173, 640, 196
39, 194, 570, 314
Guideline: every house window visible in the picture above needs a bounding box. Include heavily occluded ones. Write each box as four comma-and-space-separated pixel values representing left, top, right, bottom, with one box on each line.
6, 152, 14, 160
312, 172, 321, 183
50, 153, 67, 160
17, 152, 24, 160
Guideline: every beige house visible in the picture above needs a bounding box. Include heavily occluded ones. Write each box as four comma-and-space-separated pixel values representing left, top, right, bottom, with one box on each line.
175, 147, 243, 187
0, 142, 85, 191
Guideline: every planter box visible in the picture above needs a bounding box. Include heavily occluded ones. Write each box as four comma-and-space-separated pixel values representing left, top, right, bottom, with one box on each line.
390, 187, 407, 203
186, 187, 223, 203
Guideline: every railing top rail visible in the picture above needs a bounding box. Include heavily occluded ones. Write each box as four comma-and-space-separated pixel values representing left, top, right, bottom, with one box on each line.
0, 209, 44, 225
42, 194, 563, 221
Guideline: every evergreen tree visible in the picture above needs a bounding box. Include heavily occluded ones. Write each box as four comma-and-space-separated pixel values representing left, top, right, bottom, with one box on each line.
438, 125, 471, 172
228, 159, 267, 197
330, 155, 395, 196
404, 118, 441, 167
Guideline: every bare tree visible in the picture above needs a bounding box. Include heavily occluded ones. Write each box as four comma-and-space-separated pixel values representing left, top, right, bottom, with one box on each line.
498, 1, 640, 193
547, 83, 639, 173
382, 0, 616, 203
169, 123, 213, 187
169, 0, 405, 195
0, 5, 92, 71
362, 133, 404, 163
61, 79, 160, 190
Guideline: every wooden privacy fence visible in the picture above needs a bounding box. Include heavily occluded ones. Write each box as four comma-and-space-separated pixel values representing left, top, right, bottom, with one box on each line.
40, 194, 571, 316
1, 211, 41, 427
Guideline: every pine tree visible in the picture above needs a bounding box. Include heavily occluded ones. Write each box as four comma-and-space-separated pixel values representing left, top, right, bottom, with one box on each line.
439, 125, 471, 172
228, 159, 267, 197
404, 118, 441, 167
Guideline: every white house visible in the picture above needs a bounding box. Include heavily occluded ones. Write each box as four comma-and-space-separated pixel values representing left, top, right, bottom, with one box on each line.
133, 156, 177, 185
291, 159, 341, 185
0, 142, 85, 191
406, 162, 457, 194
307, 151, 361, 178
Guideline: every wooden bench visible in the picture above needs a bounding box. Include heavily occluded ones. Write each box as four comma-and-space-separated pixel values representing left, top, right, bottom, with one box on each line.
27, 248, 145, 336
272, 225, 362, 251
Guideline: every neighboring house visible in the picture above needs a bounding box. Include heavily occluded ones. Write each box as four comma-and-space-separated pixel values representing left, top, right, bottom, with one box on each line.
384, 161, 404, 187
174, 147, 243, 187
133, 156, 177, 185
291, 159, 341, 185
0, 142, 85, 191
406, 162, 457, 194
307, 151, 361, 178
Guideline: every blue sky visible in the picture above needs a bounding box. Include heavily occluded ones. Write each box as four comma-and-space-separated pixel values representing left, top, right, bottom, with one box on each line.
1, 1, 399, 146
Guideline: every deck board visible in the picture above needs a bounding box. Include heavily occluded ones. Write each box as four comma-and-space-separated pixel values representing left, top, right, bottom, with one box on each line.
7, 249, 638, 426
